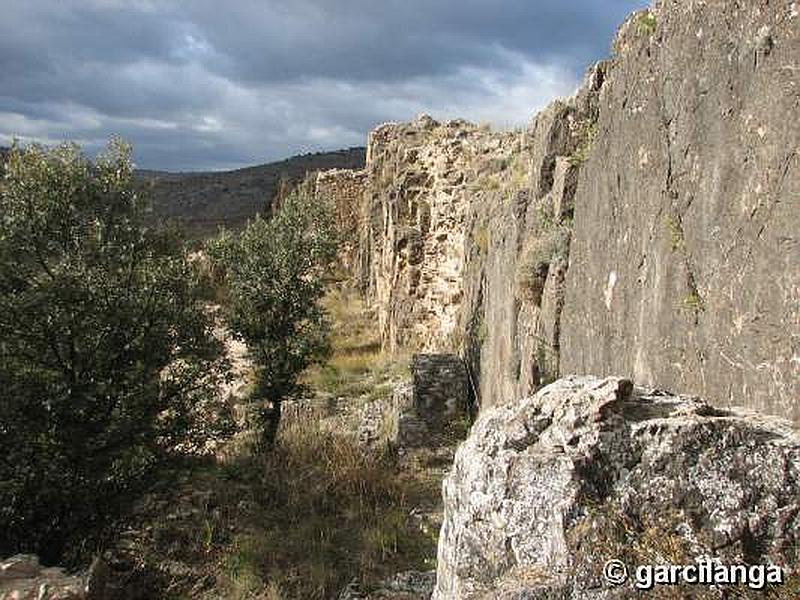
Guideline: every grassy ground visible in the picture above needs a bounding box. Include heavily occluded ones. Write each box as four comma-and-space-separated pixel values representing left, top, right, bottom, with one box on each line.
124, 286, 442, 599
300, 287, 410, 403
217, 413, 438, 599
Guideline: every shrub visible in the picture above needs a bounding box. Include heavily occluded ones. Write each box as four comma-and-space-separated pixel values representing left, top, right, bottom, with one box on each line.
664, 215, 684, 252
516, 227, 570, 306
208, 187, 338, 447
474, 225, 489, 255
682, 291, 705, 314
0, 140, 225, 560
637, 11, 657, 36
568, 120, 597, 167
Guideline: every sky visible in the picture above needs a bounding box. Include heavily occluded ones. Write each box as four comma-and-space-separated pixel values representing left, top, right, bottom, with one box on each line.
0, 0, 648, 172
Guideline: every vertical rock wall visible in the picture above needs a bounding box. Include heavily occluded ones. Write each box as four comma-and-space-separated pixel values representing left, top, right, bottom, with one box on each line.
319, 1, 799, 424
337, 72, 602, 410
458, 75, 604, 411
315, 168, 368, 273
358, 117, 488, 352
561, 1, 800, 422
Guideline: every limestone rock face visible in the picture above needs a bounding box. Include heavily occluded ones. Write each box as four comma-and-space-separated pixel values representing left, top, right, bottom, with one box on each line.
359, 116, 509, 354
346, 97, 597, 411
433, 376, 800, 599
315, 168, 368, 273
314, 55, 608, 415
561, 0, 800, 422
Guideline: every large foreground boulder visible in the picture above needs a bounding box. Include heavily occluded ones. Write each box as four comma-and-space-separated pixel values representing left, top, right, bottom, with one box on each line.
433, 376, 800, 599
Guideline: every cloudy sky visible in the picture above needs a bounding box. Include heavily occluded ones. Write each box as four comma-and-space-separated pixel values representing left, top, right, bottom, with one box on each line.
1, 0, 647, 171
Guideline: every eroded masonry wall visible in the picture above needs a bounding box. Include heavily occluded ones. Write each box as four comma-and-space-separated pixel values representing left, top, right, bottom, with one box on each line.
315, 168, 368, 273
358, 116, 484, 353
320, 95, 599, 409
318, 0, 799, 424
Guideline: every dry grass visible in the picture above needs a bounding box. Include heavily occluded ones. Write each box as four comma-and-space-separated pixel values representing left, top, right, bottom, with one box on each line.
213, 286, 433, 599
216, 406, 437, 599
301, 288, 409, 401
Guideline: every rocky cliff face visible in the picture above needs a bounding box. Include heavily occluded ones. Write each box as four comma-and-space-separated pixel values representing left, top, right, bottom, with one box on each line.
561, 1, 800, 423
319, 0, 799, 425
356, 116, 510, 354
337, 77, 602, 408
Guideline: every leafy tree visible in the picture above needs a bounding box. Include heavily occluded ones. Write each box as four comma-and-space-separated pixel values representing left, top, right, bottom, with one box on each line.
208, 184, 337, 447
0, 140, 226, 560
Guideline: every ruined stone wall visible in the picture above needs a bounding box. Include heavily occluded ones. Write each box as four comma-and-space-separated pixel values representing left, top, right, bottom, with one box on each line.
333, 1, 799, 424
315, 168, 368, 273
357, 353, 470, 450
320, 64, 601, 408
358, 116, 500, 352
348, 73, 602, 410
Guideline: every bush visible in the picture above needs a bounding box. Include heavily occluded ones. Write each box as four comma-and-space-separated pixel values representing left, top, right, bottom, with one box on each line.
515, 226, 570, 306
636, 11, 657, 36
0, 140, 225, 561
207, 186, 338, 446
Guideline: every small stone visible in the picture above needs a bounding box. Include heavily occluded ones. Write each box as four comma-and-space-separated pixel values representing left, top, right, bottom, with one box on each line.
0, 555, 41, 580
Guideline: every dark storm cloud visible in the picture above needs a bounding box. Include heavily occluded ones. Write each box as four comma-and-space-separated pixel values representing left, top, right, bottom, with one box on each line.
0, 0, 647, 171
184, 0, 642, 82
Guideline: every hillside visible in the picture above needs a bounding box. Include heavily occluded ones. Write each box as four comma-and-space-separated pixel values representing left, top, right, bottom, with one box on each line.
2, 145, 366, 237
137, 147, 365, 237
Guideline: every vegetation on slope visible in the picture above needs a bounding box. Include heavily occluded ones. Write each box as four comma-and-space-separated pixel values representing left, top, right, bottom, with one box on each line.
0, 140, 228, 563
113, 289, 440, 600
0, 140, 446, 599
137, 147, 366, 239
206, 186, 339, 447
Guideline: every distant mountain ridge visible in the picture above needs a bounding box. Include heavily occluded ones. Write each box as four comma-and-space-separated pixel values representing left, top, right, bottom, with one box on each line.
136, 147, 366, 237
1, 145, 366, 236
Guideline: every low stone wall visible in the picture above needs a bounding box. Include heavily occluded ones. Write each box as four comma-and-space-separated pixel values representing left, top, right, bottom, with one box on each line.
358, 353, 469, 450
411, 354, 469, 437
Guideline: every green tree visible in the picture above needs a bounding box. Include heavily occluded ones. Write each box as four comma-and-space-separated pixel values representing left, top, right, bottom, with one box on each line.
208, 185, 337, 447
0, 140, 226, 560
